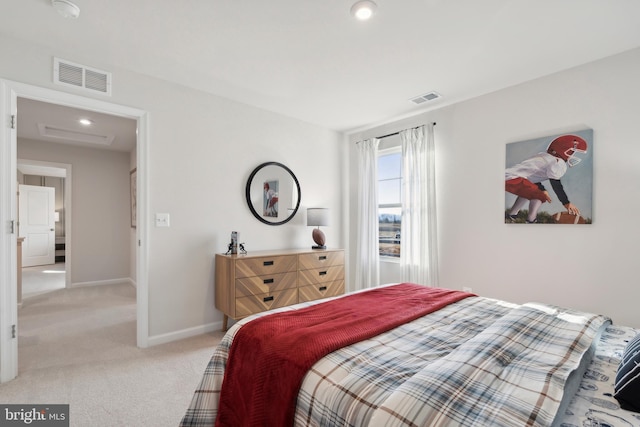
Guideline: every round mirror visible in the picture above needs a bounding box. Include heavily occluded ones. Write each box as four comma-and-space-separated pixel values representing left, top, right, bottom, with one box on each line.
245, 162, 301, 226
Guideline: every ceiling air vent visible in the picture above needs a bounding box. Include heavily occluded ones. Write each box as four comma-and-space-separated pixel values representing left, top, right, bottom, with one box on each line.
409, 91, 442, 105
36, 123, 115, 146
53, 57, 112, 96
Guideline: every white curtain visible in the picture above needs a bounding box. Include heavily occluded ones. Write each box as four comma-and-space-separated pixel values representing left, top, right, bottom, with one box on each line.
400, 124, 439, 286
355, 138, 380, 291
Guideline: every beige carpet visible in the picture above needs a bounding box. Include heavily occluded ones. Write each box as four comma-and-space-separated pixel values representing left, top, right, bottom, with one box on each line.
0, 282, 223, 426
21, 263, 66, 299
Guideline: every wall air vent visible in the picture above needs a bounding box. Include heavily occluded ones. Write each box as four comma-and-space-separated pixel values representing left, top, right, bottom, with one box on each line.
409, 91, 442, 105
53, 57, 112, 96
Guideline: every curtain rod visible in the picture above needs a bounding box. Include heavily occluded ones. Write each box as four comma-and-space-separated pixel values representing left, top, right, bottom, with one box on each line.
377, 122, 436, 140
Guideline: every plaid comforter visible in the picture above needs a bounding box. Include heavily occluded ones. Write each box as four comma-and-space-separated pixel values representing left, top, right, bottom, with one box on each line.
181, 290, 609, 427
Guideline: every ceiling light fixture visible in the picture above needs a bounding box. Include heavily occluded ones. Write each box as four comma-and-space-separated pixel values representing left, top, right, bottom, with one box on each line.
351, 0, 377, 20
51, 0, 80, 19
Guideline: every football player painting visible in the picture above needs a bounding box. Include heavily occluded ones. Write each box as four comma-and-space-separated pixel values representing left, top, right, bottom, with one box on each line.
505, 131, 593, 224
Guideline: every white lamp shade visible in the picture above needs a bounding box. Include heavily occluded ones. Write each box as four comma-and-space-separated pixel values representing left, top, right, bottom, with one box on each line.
307, 208, 329, 227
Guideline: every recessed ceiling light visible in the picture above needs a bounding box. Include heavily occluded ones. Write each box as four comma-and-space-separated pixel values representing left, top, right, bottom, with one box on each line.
79, 119, 92, 126
51, 0, 80, 19
351, 0, 377, 21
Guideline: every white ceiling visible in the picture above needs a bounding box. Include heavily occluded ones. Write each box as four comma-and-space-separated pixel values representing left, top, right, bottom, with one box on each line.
3, 0, 640, 135
17, 98, 137, 153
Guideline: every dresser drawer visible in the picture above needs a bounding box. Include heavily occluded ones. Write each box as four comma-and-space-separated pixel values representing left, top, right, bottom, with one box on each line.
235, 255, 297, 278
299, 265, 345, 286
235, 272, 297, 297
236, 288, 298, 318
298, 280, 344, 303
298, 251, 344, 270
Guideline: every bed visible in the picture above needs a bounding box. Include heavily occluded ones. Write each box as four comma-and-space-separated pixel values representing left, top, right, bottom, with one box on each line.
181, 283, 640, 427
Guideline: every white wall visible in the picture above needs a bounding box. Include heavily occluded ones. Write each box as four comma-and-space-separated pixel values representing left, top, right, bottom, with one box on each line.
18, 139, 131, 284
349, 47, 640, 328
0, 35, 345, 339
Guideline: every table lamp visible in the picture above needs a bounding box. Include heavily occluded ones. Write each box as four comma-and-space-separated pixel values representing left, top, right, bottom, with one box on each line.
307, 208, 329, 249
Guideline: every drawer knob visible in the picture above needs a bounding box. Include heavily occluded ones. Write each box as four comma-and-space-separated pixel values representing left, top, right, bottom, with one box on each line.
263, 278, 274, 284
319, 271, 327, 276
263, 261, 274, 266
263, 296, 274, 302
319, 256, 327, 260
319, 286, 327, 291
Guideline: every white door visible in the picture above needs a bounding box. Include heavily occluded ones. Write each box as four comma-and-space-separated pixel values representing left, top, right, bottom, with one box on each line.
18, 184, 55, 267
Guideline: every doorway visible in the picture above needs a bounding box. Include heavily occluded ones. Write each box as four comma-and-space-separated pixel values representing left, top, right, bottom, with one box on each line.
0, 79, 150, 383
17, 161, 72, 302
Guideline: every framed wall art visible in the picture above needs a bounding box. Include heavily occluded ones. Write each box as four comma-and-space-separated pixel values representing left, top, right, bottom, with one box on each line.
505, 129, 593, 224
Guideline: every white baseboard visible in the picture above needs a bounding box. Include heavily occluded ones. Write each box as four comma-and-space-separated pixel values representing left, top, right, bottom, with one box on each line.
147, 321, 223, 347
71, 278, 135, 288
70, 278, 220, 347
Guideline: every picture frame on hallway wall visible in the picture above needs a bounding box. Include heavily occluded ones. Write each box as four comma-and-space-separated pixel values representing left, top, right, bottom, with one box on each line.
505, 129, 593, 225
130, 168, 137, 228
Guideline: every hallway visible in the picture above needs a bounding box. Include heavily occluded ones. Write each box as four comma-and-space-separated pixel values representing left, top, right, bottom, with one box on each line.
21, 262, 66, 300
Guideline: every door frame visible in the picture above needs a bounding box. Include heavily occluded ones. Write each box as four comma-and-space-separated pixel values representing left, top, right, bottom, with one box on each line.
0, 79, 150, 383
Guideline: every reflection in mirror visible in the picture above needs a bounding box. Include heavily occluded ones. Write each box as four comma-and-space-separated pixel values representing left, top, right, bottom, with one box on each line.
246, 162, 301, 225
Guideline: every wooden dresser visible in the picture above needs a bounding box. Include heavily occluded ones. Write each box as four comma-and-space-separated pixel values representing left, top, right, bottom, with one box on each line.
215, 248, 345, 330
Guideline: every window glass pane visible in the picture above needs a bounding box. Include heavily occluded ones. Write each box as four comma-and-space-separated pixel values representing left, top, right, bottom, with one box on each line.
379, 179, 401, 205
379, 207, 401, 258
378, 151, 401, 205
378, 150, 401, 258
378, 152, 401, 181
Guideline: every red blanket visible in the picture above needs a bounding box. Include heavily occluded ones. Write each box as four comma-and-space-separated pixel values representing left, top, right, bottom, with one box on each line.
215, 283, 474, 427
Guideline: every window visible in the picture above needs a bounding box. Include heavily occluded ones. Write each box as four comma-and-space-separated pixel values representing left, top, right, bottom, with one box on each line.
378, 147, 401, 258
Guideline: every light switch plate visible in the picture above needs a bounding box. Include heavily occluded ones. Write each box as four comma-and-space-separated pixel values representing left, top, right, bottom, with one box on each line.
155, 213, 170, 227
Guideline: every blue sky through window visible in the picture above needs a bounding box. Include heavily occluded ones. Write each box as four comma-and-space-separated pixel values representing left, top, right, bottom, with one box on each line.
378, 152, 401, 205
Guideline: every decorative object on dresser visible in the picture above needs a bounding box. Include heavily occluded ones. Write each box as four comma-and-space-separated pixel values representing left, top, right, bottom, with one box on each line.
215, 248, 344, 331
307, 208, 329, 249
225, 231, 247, 255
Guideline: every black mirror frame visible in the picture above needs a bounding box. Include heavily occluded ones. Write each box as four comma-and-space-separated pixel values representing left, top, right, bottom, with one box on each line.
245, 161, 301, 226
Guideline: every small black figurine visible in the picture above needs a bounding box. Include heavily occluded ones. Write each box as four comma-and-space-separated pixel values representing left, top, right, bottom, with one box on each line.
225, 242, 247, 255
